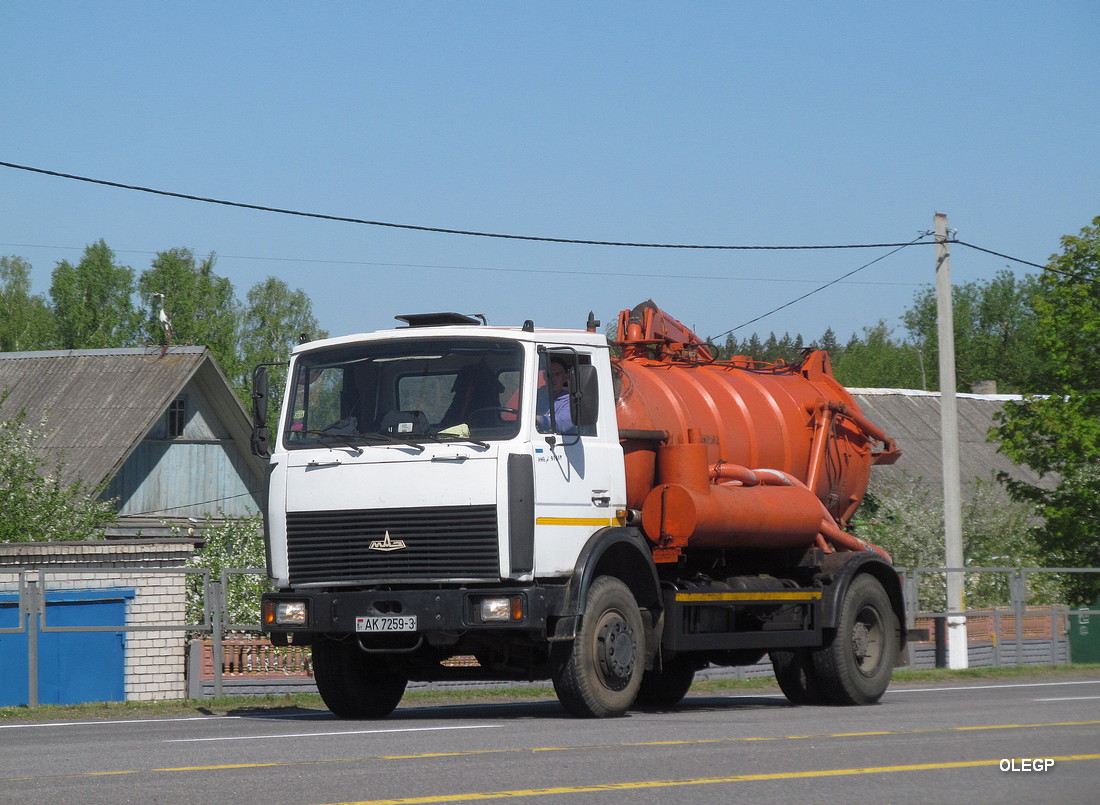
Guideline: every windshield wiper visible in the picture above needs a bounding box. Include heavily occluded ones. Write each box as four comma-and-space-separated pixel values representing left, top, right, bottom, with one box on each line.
415, 432, 490, 449
301, 429, 485, 453
356, 432, 426, 453
303, 429, 425, 455
303, 430, 365, 455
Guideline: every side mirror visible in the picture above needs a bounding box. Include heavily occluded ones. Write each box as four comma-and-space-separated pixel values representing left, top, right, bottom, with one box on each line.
251, 366, 270, 458
571, 364, 599, 427
252, 366, 269, 425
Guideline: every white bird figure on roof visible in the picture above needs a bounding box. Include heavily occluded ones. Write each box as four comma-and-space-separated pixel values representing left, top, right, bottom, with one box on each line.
152, 292, 173, 344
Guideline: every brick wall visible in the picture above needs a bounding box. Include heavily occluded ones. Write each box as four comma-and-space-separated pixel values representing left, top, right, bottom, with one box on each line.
0, 540, 198, 702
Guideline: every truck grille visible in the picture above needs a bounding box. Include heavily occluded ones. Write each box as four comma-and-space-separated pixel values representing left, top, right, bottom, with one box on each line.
285, 505, 499, 585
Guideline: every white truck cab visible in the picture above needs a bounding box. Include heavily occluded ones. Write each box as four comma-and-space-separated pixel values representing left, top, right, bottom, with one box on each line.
262, 316, 626, 591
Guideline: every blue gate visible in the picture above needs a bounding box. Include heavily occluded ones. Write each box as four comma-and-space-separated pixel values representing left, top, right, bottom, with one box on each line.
0, 588, 135, 707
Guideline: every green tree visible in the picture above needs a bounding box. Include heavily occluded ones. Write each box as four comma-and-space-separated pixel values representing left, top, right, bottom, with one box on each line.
238, 276, 328, 429
761, 332, 780, 362
0, 392, 116, 542
0, 256, 53, 351
49, 240, 140, 349
831, 321, 924, 388
902, 270, 1044, 394
994, 216, 1100, 602
753, 331, 805, 365
814, 327, 843, 356
138, 249, 242, 381
239, 276, 326, 372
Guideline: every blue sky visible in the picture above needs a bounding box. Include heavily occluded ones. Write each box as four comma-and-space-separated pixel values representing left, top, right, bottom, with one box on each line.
2, 2, 1097, 346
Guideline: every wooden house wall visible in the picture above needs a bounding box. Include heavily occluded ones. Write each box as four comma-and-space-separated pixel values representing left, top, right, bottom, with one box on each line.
146, 379, 230, 440
103, 379, 261, 519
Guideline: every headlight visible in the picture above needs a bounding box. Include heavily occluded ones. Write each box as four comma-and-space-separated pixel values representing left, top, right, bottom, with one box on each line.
265, 599, 309, 626
478, 596, 524, 623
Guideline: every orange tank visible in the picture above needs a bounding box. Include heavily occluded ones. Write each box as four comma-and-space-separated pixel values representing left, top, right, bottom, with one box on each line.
612, 301, 899, 562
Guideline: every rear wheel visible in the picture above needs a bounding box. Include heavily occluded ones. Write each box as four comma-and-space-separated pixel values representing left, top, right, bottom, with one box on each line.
312, 637, 408, 719
552, 576, 645, 718
634, 656, 697, 707
811, 574, 898, 705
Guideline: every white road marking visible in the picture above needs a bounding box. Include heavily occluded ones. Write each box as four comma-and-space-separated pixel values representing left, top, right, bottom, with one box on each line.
886, 680, 1100, 694
165, 724, 503, 742
0, 716, 241, 730
0, 711, 330, 730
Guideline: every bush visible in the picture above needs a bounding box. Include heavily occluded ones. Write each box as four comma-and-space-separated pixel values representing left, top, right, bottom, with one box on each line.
177, 513, 269, 628
857, 473, 1065, 610
0, 391, 116, 542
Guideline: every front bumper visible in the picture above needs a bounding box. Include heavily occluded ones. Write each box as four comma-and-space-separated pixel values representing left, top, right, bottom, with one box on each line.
262, 586, 565, 636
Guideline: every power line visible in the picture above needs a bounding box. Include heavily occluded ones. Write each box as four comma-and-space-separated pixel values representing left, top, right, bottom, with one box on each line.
953, 239, 1100, 286
125, 490, 260, 517
0, 240, 923, 288
712, 236, 931, 339
4, 160, 1067, 312
1, 160, 934, 251
5, 237, 1056, 287
952, 240, 1046, 270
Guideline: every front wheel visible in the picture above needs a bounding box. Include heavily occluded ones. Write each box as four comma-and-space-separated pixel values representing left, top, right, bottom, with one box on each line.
312, 637, 408, 719
552, 576, 645, 718
811, 574, 899, 705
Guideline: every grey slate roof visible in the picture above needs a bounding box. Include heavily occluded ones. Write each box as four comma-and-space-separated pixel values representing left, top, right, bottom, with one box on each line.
850, 388, 1054, 495
0, 346, 258, 490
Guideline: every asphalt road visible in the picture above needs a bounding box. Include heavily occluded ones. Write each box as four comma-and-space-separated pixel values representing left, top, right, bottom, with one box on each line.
2, 677, 1098, 805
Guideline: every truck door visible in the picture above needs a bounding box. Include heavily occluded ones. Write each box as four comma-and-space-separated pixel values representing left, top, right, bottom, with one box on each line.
531, 349, 621, 576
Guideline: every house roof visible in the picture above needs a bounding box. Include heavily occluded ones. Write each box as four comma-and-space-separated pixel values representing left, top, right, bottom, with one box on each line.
850, 388, 1054, 494
0, 346, 261, 491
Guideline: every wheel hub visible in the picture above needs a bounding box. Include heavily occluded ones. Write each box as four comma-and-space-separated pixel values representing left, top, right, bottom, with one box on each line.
852, 605, 883, 676
852, 622, 871, 659
596, 615, 636, 688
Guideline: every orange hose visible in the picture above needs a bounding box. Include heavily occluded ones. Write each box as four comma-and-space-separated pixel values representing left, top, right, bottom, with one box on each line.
751, 468, 892, 562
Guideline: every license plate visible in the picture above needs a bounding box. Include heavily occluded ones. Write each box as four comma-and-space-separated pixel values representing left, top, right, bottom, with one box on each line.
356, 615, 417, 633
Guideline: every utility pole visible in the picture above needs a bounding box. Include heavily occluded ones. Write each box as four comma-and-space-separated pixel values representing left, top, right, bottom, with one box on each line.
935, 212, 968, 669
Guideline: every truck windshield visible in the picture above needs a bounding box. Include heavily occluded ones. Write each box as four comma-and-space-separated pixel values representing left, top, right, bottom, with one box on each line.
283, 338, 523, 449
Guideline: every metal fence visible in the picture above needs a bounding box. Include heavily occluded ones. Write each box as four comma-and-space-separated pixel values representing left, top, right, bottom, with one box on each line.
899, 566, 1100, 668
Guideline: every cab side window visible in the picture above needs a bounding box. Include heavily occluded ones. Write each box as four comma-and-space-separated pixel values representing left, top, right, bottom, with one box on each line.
536, 352, 597, 436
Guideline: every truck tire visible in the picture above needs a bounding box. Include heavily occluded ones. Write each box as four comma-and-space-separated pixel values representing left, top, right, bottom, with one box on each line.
770, 649, 826, 705
634, 656, 696, 707
811, 574, 898, 705
552, 576, 645, 718
312, 637, 408, 719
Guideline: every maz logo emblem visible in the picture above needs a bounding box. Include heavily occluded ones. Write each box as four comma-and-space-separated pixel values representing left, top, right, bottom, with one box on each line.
368, 531, 407, 552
